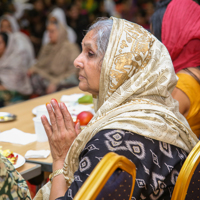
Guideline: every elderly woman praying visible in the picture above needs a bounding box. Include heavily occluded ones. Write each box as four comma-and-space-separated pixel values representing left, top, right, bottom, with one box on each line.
34, 17, 198, 200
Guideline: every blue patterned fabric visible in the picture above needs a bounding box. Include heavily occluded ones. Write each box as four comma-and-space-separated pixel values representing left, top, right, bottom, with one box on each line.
57, 129, 188, 200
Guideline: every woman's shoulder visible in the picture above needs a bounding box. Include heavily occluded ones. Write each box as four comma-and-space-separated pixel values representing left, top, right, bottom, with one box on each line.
84, 129, 156, 152
90, 129, 132, 141
86, 129, 188, 156
177, 68, 200, 85
176, 72, 200, 99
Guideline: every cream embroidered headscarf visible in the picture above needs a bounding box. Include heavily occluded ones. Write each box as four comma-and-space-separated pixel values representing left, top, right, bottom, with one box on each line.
34, 17, 198, 200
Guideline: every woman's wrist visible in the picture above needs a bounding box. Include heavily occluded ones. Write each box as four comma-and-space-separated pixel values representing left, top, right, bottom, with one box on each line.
52, 160, 64, 172
50, 160, 65, 183
49, 169, 63, 183
49, 170, 68, 200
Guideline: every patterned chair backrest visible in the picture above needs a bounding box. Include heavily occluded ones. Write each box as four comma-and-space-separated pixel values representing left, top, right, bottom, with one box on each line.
73, 152, 136, 200
96, 168, 133, 200
171, 140, 200, 200
185, 163, 200, 200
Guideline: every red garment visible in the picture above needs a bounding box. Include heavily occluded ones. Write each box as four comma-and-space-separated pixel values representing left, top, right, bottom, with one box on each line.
162, 0, 200, 73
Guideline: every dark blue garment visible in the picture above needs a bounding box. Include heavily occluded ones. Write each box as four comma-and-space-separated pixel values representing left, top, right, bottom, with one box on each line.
56, 129, 188, 200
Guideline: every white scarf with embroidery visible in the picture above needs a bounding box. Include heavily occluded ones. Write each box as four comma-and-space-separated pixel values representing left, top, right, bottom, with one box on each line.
34, 17, 198, 200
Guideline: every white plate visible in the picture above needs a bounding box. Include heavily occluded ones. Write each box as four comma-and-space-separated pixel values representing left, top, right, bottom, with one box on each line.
32, 102, 76, 116
13, 153, 25, 169
32, 103, 95, 116
0, 112, 17, 122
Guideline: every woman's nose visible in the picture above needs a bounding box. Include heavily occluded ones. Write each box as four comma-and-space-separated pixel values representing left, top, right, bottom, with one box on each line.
74, 53, 84, 69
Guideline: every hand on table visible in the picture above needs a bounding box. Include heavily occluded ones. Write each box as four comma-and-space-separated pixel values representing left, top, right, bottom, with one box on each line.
27, 68, 38, 77
41, 98, 81, 170
0, 84, 6, 91
46, 83, 57, 94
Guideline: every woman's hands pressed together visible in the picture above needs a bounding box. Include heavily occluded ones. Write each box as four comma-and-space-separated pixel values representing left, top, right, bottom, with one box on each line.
41, 98, 81, 171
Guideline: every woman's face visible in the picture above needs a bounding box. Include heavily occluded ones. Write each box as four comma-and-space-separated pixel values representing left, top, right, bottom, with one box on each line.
49, 16, 57, 24
74, 30, 103, 95
0, 19, 12, 33
0, 35, 6, 57
34, 0, 44, 11
69, 5, 79, 20
47, 23, 59, 44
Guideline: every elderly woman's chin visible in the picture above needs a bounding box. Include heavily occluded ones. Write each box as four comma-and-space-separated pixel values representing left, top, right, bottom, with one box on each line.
78, 81, 88, 92
78, 81, 99, 96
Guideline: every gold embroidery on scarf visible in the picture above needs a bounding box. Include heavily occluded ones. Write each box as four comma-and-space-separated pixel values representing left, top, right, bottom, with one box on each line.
124, 21, 154, 70
120, 40, 128, 49
109, 52, 134, 93
107, 21, 154, 98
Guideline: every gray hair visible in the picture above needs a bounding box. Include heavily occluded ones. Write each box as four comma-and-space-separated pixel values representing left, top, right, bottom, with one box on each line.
87, 17, 113, 56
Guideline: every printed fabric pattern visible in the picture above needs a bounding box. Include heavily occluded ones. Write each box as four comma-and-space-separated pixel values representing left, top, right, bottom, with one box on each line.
56, 129, 187, 200
0, 155, 31, 200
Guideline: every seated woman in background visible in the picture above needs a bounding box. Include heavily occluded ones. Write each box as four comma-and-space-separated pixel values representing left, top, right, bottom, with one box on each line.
42, 7, 77, 45
0, 32, 33, 107
151, 0, 200, 138
34, 17, 198, 200
0, 154, 31, 199
28, 22, 80, 95
0, 14, 35, 69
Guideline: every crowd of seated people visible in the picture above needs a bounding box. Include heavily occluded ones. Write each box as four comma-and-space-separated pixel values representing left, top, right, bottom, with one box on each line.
0, 0, 156, 108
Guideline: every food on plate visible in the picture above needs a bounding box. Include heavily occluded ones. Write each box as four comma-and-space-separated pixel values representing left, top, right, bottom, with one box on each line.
0, 112, 16, 122
76, 111, 94, 126
0, 147, 18, 165
78, 95, 93, 103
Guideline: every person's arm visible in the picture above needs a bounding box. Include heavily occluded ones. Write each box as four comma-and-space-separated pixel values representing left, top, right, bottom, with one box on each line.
50, 161, 68, 200
171, 87, 190, 117
53, 129, 116, 200
45, 83, 58, 94
41, 99, 81, 200
0, 84, 6, 90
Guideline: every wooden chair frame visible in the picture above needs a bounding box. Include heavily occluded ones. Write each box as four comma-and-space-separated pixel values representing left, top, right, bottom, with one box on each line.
73, 152, 136, 200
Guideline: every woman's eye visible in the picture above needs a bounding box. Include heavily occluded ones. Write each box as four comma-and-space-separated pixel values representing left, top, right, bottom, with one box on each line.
88, 52, 95, 57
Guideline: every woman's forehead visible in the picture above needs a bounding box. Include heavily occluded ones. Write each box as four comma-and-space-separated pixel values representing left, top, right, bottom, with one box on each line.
82, 30, 97, 49
1, 19, 10, 25
49, 16, 57, 22
48, 23, 57, 30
